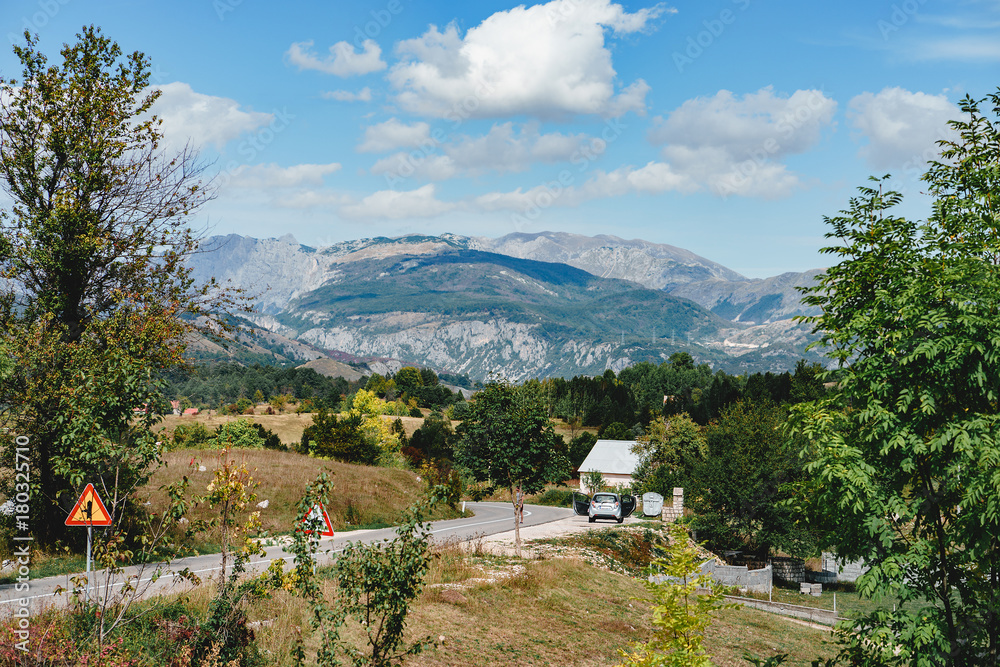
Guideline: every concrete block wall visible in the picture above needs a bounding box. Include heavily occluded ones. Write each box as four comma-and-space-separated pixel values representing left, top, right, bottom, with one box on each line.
651, 558, 772, 594
702, 558, 773, 593
820, 552, 869, 583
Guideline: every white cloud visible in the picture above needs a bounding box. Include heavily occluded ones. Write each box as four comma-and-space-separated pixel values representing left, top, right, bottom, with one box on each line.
371, 153, 458, 182
909, 37, 1000, 61
339, 184, 457, 219
369, 123, 591, 181
276, 190, 352, 209
358, 118, 431, 153
473, 161, 693, 212
322, 87, 373, 102
286, 39, 386, 77
848, 88, 957, 170
225, 163, 342, 190
648, 87, 837, 198
149, 82, 273, 150
389, 0, 668, 119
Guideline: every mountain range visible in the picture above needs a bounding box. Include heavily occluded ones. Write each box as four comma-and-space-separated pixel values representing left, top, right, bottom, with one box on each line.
187, 231, 826, 381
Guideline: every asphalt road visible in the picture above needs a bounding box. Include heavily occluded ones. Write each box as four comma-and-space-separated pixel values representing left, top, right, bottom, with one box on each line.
0, 502, 572, 612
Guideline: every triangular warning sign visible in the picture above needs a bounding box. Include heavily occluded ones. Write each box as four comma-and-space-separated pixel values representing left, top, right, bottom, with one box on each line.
65, 483, 113, 526
301, 503, 334, 537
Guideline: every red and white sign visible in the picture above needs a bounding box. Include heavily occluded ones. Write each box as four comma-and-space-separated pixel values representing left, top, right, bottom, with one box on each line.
301, 503, 334, 537
65, 483, 113, 526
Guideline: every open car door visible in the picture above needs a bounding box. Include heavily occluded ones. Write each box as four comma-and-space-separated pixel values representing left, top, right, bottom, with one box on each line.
621, 494, 637, 518
573, 492, 591, 516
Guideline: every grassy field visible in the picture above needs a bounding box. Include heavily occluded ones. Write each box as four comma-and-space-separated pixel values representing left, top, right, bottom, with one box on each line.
144, 447, 457, 541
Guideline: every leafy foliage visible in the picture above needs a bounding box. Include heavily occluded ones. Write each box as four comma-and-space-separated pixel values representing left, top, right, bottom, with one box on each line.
618, 523, 736, 667
632, 413, 706, 495
690, 400, 812, 560
289, 475, 439, 667
301, 408, 380, 465
455, 381, 570, 551
207, 418, 266, 449
789, 90, 1000, 665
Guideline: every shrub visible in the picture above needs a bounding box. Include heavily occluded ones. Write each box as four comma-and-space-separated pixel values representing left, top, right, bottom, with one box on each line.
208, 419, 265, 449
533, 488, 574, 507
171, 421, 212, 449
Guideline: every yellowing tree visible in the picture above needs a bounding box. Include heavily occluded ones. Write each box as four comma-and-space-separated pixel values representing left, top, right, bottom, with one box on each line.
346, 389, 400, 455
0, 27, 237, 546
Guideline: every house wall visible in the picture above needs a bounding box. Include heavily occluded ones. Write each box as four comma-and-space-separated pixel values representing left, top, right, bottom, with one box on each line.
581, 473, 633, 495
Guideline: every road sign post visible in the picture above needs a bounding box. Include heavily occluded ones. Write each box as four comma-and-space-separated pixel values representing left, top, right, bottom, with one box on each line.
65, 484, 113, 604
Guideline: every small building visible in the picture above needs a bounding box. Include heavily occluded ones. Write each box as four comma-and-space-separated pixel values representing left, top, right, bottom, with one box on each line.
578, 439, 640, 494
183, 407, 199, 416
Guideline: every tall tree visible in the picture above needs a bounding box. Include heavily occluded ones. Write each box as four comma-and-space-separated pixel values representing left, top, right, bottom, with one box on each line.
790, 91, 1000, 665
0, 27, 232, 545
455, 381, 569, 553
690, 399, 811, 560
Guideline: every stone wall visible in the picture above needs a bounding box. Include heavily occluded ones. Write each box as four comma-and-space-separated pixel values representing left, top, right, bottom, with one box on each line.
771, 557, 806, 583
661, 487, 684, 523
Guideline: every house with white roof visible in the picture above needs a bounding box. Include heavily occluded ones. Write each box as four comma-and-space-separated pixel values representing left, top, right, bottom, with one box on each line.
578, 439, 641, 494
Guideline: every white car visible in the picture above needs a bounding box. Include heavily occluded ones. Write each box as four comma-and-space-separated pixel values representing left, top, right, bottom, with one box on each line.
573, 491, 636, 523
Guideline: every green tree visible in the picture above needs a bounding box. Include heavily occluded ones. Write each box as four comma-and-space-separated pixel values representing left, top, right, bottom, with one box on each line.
208, 419, 266, 449
691, 400, 812, 560
393, 366, 424, 397
631, 413, 705, 495
790, 91, 1000, 665
302, 408, 380, 465
0, 27, 231, 546
601, 421, 633, 440
406, 411, 455, 466
568, 431, 598, 471
455, 382, 569, 553
289, 475, 438, 667
617, 523, 735, 667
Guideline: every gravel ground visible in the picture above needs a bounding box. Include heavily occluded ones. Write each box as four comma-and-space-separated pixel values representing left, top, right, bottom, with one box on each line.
469, 511, 649, 558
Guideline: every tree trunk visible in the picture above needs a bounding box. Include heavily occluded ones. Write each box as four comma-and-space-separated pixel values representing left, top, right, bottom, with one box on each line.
512, 483, 522, 556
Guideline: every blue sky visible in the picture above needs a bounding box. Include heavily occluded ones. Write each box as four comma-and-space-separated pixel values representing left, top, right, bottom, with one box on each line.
2, 0, 998, 277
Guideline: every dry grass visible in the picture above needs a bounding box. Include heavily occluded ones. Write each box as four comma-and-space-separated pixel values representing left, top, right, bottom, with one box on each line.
247, 542, 837, 667
142, 447, 429, 540
2, 540, 837, 666
157, 412, 315, 447
156, 412, 443, 446
551, 419, 599, 442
